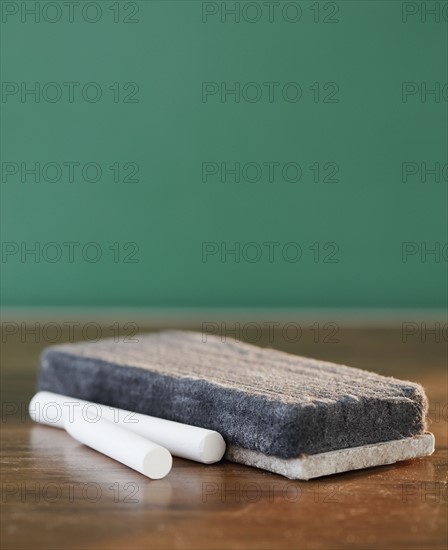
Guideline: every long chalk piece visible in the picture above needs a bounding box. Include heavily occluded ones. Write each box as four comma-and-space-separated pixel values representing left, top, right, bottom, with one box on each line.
29, 391, 226, 464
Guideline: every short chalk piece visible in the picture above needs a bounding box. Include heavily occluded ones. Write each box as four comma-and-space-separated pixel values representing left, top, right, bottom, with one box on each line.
64, 412, 173, 480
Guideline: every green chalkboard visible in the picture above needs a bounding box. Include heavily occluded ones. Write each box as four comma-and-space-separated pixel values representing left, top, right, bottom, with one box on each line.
1, 1, 447, 308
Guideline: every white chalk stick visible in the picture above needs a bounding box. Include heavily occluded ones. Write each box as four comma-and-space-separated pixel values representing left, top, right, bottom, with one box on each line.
64, 412, 172, 479
29, 391, 226, 464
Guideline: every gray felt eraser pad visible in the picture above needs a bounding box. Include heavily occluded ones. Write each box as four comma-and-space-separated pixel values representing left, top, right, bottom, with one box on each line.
38, 330, 428, 458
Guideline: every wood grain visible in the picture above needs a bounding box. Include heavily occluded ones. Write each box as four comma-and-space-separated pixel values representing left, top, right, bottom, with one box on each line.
1, 325, 447, 550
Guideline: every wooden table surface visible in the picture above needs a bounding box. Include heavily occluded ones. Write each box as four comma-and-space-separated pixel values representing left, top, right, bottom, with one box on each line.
1, 325, 447, 550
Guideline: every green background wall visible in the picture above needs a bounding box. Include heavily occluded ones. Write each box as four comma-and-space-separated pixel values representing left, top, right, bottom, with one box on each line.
1, 1, 447, 308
